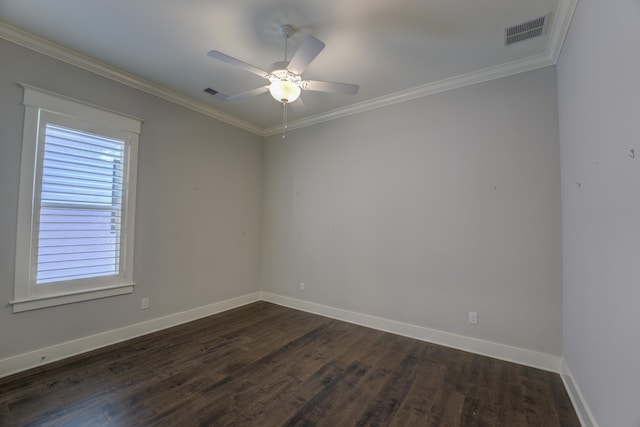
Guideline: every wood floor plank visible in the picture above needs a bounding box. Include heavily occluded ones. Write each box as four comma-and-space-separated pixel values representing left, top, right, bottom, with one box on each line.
237, 362, 346, 426
389, 361, 444, 426
0, 302, 580, 426
354, 343, 422, 426
318, 336, 416, 426
459, 384, 496, 427
520, 377, 561, 425
426, 388, 466, 426
546, 371, 581, 427
283, 361, 369, 426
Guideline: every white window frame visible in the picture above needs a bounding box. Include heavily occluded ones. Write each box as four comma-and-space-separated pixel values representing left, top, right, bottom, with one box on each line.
11, 85, 141, 313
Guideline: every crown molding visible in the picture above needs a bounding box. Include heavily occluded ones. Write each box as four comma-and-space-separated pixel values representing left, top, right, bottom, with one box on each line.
548, 0, 579, 64
264, 0, 579, 137
1, 0, 577, 138
0, 22, 263, 136
264, 52, 554, 136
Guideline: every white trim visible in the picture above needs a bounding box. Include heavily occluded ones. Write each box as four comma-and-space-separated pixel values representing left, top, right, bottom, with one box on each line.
13, 87, 141, 309
20, 83, 143, 133
548, 0, 579, 64
1, 291, 566, 380
0, 22, 263, 136
264, 53, 555, 136
10, 284, 134, 313
260, 292, 562, 373
561, 359, 599, 427
1, 0, 577, 136
0, 292, 261, 378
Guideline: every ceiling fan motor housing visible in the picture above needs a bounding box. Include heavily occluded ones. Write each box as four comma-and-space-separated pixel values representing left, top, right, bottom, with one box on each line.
268, 62, 301, 82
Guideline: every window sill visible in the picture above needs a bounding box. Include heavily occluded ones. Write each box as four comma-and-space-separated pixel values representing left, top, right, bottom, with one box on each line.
10, 284, 135, 313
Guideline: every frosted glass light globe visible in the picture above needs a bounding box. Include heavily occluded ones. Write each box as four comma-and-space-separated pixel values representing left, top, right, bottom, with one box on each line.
269, 80, 301, 103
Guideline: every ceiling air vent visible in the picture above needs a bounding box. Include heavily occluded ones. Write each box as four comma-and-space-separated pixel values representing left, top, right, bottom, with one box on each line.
505, 14, 549, 45
204, 87, 219, 96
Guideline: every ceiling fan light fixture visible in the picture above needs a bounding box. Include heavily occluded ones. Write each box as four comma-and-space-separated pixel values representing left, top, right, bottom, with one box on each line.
207, 23, 357, 112
269, 79, 301, 103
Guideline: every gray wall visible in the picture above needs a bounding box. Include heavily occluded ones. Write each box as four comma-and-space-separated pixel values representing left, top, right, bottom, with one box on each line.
0, 39, 264, 359
262, 67, 563, 355
1, 28, 572, 376
558, 0, 640, 425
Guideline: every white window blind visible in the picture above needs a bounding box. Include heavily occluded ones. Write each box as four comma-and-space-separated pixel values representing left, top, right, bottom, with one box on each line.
36, 124, 125, 284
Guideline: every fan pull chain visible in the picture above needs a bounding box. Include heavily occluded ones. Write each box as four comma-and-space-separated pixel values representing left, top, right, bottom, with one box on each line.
282, 102, 288, 139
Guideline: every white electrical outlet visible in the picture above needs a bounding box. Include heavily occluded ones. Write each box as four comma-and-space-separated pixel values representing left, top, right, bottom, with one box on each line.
299, 282, 305, 291
468, 311, 478, 325
141, 297, 149, 310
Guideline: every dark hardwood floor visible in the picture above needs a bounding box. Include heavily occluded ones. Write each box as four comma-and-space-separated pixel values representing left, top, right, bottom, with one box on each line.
0, 302, 580, 426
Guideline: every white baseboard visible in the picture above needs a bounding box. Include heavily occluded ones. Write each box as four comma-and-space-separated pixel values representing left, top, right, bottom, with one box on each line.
1, 291, 564, 381
1, 290, 596, 426
561, 359, 598, 427
260, 292, 562, 373
0, 292, 261, 379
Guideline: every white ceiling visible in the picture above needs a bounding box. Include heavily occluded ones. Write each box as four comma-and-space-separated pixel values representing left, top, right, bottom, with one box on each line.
0, 0, 576, 135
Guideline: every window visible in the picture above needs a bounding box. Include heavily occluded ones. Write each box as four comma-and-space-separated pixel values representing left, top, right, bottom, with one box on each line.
12, 85, 141, 312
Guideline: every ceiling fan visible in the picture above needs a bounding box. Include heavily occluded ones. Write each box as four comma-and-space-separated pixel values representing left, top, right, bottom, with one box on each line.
207, 24, 359, 106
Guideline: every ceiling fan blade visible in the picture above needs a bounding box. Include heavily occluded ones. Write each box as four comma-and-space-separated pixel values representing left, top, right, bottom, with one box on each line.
290, 97, 308, 116
287, 36, 326, 75
302, 80, 359, 95
226, 86, 270, 101
208, 91, 230, 101
207, 50, 269, 78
